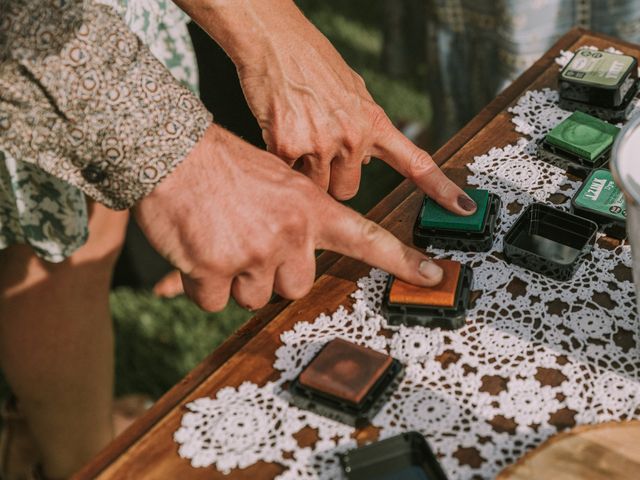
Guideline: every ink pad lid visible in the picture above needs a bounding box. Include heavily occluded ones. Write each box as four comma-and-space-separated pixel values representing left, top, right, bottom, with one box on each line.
571, 168, 626, 238
559, 49, 638, 108
340, 431, 449, 480
413, 189, 501, 252
288, 338, 403, 426
381, 259, 473, 330
503, 203, 598, 281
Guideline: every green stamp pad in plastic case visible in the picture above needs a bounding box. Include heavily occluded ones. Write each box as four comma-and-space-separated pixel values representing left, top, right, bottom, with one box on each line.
571, 168, 626, 238
558, 49, 639, 121
420, 189, 489, 232
413, 188, 501, 252
538, 111, 620, 170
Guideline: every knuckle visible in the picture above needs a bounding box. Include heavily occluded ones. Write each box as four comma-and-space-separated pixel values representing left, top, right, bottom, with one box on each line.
370, 104, 390, 130
193, 291, 228, 312
341, 128, 361, 153
331, 183, 358, 201
360, 219, 382, 247
408, 150, 437, 179
271, 137, 301, 161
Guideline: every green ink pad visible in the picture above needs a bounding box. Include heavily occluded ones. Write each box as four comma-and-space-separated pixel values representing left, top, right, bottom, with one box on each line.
571, 168, 626, 238
559, 49, 639, 121
413, 188, 501, 252
538, 112, 619, 171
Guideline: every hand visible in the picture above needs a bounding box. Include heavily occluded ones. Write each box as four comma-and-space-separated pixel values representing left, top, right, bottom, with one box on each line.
134, 125, 446, 311
237, 13, 477, 214
174, 0, 477, 213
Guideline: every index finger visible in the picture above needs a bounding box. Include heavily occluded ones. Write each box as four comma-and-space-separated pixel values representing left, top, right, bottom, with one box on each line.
317, 199, 444, 286
373, 121, 477, 215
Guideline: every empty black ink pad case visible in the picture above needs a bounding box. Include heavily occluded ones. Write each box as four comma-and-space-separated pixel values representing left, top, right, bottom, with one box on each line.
381, 259, 473, 330
413, 188, 501, 252
340, 431, 449, 480
503, 203, 598, 281
288, 338, 403, 426
571, 168, 626, 239
558, 49, 639, 122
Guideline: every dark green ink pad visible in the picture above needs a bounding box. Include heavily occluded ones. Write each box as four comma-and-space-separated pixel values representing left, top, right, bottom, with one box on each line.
503, 203, 598, 281
340, 432, 449, 480
571, 168, 626, 239
413, 188, 501, 252
559, 49, 639, 121
538, 112, 619, 171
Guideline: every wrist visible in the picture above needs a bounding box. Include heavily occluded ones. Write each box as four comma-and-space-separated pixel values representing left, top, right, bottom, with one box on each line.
175, 0, 306, 69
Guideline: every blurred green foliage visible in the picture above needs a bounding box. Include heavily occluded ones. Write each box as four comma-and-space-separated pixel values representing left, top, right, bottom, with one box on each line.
111, 290, 251, 398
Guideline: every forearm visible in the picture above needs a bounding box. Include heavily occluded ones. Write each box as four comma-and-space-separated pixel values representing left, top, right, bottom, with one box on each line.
172, 0, 323, 69
1, 1, 212, 210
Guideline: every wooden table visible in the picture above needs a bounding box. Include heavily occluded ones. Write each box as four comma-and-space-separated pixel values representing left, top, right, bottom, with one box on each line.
75, 28, 639, 479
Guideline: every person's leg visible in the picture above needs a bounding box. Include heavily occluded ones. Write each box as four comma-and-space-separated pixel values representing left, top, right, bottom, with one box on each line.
0, 202, 128, 478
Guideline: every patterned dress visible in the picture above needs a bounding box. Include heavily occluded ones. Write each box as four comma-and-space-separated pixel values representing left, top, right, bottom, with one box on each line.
0, 0, 200, 262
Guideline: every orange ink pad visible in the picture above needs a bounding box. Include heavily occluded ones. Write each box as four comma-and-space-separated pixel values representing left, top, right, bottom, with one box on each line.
382, 259, 472, 330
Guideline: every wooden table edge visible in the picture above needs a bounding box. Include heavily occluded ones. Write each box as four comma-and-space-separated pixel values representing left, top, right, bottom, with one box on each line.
75, 26, 589, 480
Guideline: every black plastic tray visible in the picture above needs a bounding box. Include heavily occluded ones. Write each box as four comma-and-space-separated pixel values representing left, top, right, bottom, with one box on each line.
558, 78, 639, 122
413, 194, 501, 252
536, 137, 611, 173
340, 431, 449, 480
503, 203, 598, 281
381, 265, 473, 330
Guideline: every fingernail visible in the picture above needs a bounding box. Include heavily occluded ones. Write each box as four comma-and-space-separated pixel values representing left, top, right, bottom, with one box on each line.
457, 194, 477, 212
418, 259, 442, 280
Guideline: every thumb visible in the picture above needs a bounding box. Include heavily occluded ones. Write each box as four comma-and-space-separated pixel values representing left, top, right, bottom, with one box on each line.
317, 199, 443, 286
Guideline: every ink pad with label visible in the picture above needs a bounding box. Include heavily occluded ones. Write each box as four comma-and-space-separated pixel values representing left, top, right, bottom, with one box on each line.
558, 49, 639, 121
503, 203, 598, 281
288, 338, 403, 426
537, 111, 620, 171
413, 188, 501, 252
571, 168, 626, 238
381, 259, 473, 329
340, 431, 449, 480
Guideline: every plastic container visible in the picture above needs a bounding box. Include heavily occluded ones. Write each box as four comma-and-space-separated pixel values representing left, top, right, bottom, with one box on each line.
558, 48, 639, 121
413, 189, 501, 252
571, 168, 626, 239
288, 339, 404, 426
340, 431, 449, 480
503, 203, 598, 281
381, 264, 473, 329
537, 111, 619, 173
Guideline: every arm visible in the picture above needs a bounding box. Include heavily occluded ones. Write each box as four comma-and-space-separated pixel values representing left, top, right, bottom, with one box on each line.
0, 0, 212, 210
172, 0, 477, 214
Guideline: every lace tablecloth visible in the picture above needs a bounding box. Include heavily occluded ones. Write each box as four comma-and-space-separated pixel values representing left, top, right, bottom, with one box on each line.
173, 47, 640, 479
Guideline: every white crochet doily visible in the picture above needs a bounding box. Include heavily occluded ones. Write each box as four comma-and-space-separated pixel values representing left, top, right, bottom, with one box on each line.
174, 48, 640, 479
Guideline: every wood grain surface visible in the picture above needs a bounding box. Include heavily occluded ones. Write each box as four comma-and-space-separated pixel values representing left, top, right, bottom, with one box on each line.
74, 28, 639, 480
497, 421, 640, 480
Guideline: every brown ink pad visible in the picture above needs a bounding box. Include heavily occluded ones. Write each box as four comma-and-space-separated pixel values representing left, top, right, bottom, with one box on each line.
289, 338, 403, 426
